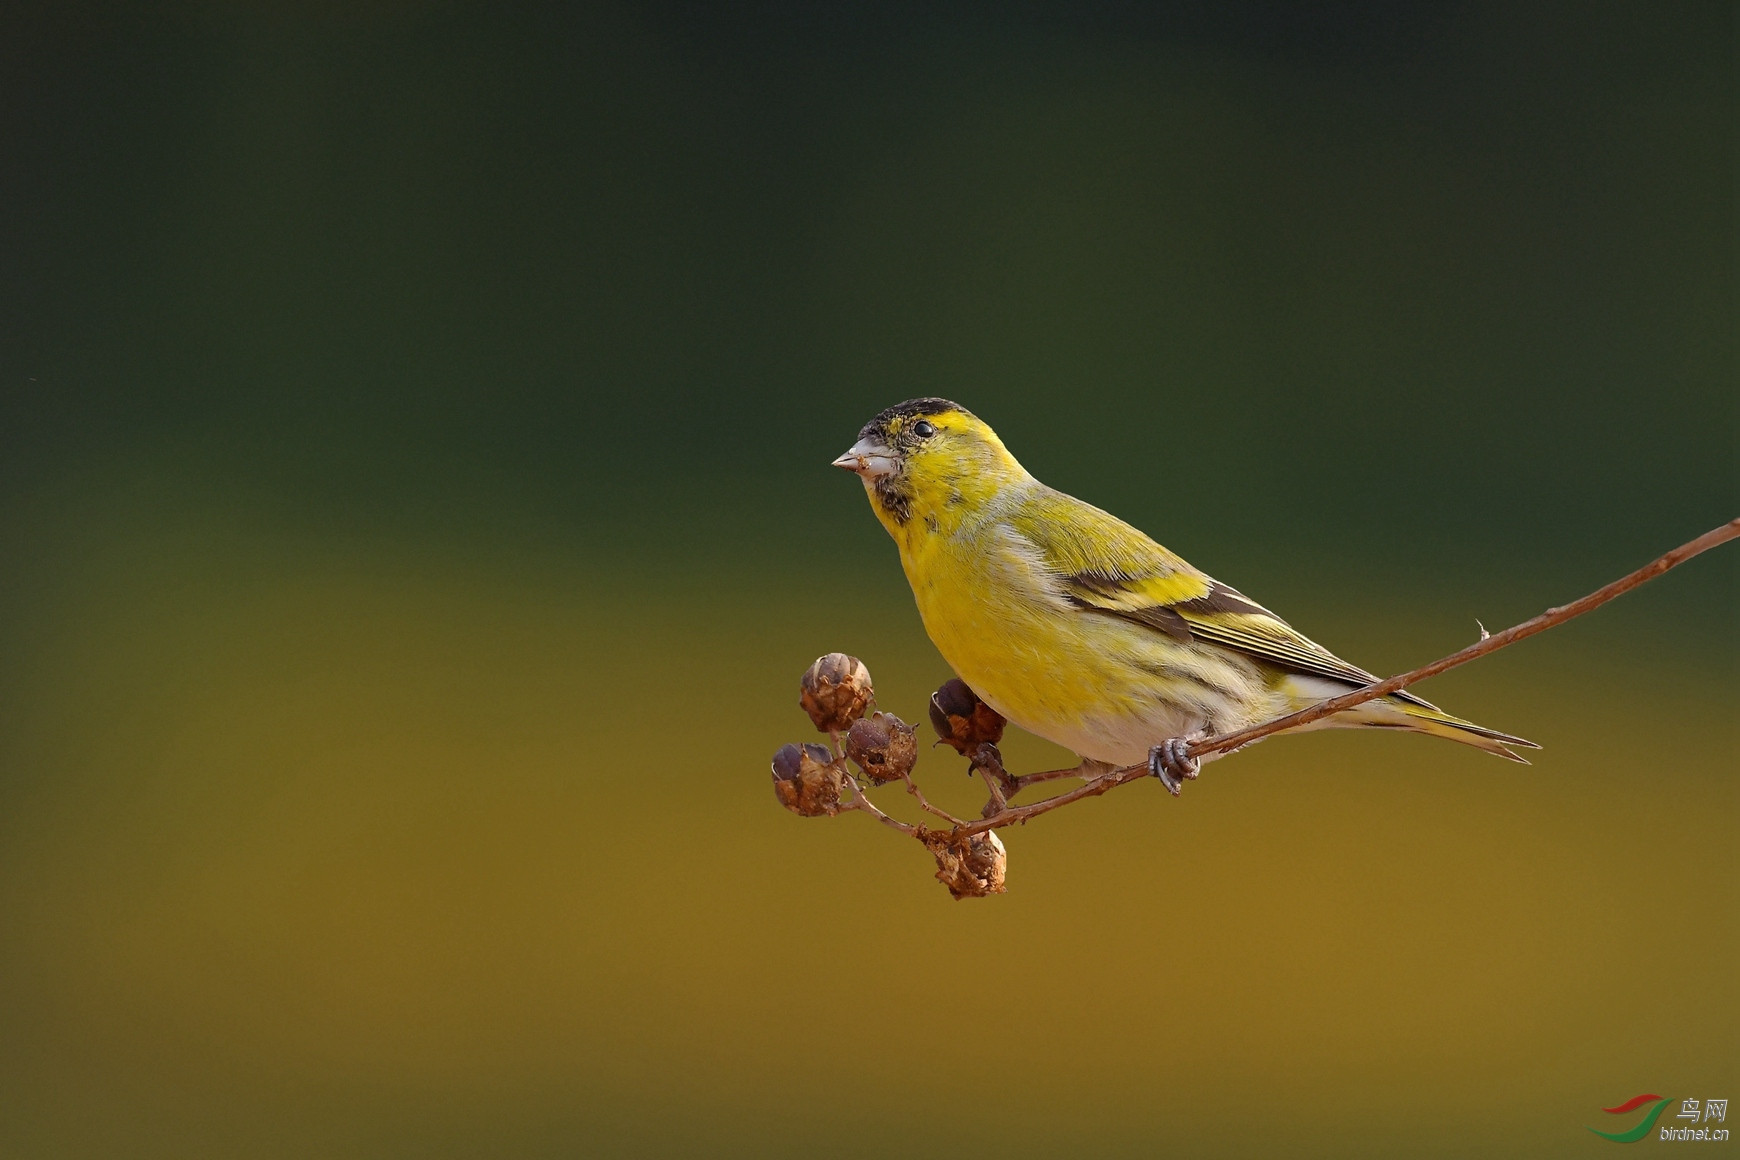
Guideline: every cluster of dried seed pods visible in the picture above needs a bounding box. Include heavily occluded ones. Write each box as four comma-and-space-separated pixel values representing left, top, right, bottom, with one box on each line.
769, 652, 1010, 898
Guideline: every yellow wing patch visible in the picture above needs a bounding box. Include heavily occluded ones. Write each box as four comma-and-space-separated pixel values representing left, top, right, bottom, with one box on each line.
1009, 489, 1211, 606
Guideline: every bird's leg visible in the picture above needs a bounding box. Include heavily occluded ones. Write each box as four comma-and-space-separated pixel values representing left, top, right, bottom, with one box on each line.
1148, 735, 1202, 797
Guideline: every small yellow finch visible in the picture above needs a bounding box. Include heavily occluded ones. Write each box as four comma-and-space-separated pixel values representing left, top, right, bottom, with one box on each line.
834, 399, 1536, 792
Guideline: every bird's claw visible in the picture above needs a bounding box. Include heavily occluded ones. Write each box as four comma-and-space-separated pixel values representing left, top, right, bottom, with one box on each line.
1148, 738, 1200, 796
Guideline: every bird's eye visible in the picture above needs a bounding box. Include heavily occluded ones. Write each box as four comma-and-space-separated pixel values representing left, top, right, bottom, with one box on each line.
912, 420, 936, 438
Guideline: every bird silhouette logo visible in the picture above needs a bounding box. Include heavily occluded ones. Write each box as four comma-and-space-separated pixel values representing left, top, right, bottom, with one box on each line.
1587, 1094, 1675, 1143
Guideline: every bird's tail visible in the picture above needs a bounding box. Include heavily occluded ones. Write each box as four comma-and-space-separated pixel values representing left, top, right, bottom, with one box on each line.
1282, 674, 1539, 763
1386, 700, 1540, 764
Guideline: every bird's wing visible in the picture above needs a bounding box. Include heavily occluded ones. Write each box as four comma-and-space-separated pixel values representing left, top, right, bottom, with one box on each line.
1010, 489, 1436, 708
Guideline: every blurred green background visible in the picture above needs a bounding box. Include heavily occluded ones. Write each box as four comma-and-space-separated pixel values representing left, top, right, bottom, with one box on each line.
1, 2, 1733, 1157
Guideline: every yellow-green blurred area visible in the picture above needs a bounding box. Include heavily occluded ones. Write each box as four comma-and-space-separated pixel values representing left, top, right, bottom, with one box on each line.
1, 2, 1733, 1157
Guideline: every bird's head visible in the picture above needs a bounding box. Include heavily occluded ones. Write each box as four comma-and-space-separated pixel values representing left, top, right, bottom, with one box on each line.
833, 399, 1028, 541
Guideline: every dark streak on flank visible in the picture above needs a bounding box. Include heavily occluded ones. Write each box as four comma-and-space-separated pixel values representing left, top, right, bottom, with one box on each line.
1130, 656, 1243, 703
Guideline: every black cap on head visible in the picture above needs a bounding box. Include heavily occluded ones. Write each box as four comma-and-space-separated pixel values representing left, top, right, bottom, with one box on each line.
857, 398, 967, 443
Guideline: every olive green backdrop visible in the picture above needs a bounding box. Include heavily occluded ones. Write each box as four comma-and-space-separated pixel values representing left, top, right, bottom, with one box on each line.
1, 3, 1733, 1157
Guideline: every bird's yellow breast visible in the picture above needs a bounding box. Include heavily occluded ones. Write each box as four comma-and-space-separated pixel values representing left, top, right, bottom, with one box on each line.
894, 511, 1243, 759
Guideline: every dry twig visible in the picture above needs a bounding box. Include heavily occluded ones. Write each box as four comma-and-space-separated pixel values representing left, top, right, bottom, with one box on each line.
770, 518, 1738, 896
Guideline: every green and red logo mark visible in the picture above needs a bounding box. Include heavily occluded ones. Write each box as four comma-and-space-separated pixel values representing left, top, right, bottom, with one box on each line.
1589, 1094, 1675, 1143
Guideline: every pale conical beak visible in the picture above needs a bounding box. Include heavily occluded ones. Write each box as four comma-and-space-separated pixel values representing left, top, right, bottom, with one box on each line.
832, 438, 897, 478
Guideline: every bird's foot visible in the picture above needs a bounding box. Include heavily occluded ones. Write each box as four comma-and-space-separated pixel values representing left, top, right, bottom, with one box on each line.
1148, 737, 1200, 797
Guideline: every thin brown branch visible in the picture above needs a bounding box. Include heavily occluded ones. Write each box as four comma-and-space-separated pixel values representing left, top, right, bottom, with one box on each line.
1180, 516, 1739, 762
898, 771, 968, 827
1011, 758, 1114, 793
957, 763, 1153, 834
839, 772, 919, 836
1012, 766, 1086, 788
975, 764, 1009, 815
965, 747, 1012, 817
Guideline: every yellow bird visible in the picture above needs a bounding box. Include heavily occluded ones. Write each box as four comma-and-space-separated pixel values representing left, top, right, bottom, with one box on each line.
833, 398, 1536, 792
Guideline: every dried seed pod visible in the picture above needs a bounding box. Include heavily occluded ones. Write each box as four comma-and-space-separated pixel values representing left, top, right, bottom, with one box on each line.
799, 653, 874, 733
929, 830, 1008, 899
928, 678, 1006, 754
845, 711, 918, 785
770, 742, 844, 817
